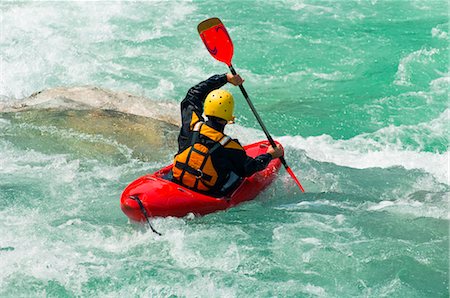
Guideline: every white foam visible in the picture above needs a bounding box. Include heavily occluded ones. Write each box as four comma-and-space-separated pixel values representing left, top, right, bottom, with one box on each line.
1, 2, 103, 98
150, 79, 175, 100
278, 110, 449, 185
431, 23, 449, 40
0, 141, 76, 181
165, 227, 242, 272
300, 237, 322, 245
312, 70, 354, 81
224, 124, 265, 145
0, 209, 88, 293
368, 200, 395, 211
335, 214, 345, 225
287, 1, 334, 14
0, 1, 198, 100
239, 68, 353, 86
394, 48, 439, 86
301, 283, 327, 297
367, 192, 450, 219
0, 118, 11, 127
411, 0, 435, 10
430, 74, 450, 94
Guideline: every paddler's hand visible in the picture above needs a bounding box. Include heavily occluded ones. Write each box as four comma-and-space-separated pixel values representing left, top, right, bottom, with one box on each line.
226, 73, 244, 86
267, 145, 284, 159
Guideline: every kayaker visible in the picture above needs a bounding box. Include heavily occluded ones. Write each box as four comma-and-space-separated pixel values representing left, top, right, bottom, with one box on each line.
170, 73, 284, 196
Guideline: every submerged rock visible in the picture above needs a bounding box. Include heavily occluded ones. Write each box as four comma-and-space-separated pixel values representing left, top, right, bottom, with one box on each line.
0, 86, 181, 163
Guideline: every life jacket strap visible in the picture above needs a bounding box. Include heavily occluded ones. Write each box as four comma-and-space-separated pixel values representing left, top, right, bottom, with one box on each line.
188, 121, 204, 146
175, 161, 213, 182
219, 136, 231, 146
193, 121, 203, 131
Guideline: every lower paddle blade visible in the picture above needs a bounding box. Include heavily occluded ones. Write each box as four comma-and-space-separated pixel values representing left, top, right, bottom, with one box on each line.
285, 166, 305, 192
198, 17, 234, 66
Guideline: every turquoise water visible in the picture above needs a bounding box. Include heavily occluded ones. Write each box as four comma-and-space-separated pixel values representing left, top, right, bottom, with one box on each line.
1, 1, 449, 297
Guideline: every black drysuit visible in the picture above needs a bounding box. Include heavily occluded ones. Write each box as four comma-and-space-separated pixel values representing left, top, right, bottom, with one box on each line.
174, 74, 273, 194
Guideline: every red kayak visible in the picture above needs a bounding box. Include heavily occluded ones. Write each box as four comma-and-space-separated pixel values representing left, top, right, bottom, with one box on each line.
120, 140, 282, 220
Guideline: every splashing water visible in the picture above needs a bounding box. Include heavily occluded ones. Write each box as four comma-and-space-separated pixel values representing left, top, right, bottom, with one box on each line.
1, 1, 448, 297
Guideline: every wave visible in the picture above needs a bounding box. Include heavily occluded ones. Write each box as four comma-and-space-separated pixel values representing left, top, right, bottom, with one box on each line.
209, 108, 450, 185
0, 1, 198, 100
224, 113, 449, 188
431, 23, 449, 40
366, 192, 449, 220
277, 111, 449, 185
394, 48, 440, 86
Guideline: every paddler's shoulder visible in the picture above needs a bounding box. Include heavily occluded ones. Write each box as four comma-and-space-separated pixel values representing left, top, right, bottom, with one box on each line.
223, 138, 244, 151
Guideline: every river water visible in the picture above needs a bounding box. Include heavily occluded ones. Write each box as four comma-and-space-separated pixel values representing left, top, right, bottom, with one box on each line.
1, 1, 448, 297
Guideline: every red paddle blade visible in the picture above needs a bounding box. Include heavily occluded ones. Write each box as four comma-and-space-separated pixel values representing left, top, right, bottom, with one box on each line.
198, 17, 234, 66
285, 166, 305, 192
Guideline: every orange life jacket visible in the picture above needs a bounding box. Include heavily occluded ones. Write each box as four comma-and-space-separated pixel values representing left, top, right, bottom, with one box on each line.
173, 121, 231, 192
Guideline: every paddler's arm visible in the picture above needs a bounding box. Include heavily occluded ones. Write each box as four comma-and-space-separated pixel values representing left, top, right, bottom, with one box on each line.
177, 74, 228, 150
226, 144, 284, 178
243, 153, 273, 176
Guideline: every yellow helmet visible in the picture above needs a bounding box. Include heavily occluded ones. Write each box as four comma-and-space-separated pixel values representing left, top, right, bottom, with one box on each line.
204, 89, 234, 122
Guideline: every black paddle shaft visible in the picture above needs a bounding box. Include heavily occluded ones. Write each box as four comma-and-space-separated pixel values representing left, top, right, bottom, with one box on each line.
229, 65, 289, 168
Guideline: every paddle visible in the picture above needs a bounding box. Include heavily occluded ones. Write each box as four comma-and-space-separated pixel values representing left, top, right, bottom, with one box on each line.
198, 17, 305, 192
